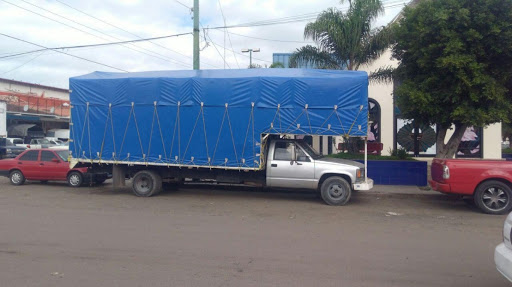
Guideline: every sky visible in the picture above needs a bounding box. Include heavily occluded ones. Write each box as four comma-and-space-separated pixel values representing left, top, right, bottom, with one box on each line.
0, 0, 409, 89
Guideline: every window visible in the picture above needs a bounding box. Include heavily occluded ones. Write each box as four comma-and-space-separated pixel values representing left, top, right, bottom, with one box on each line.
274, 142, 293, 161
41, 151, 57, 162
368, 99, 381, 143
456, 126, 482, 158
56, 150, 69, 162
296, 147, 310, 162
19, 150, 39, 161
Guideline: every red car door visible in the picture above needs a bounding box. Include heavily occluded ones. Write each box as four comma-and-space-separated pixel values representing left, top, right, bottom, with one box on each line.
40, 150, 69, 180
17, 150, 41, 179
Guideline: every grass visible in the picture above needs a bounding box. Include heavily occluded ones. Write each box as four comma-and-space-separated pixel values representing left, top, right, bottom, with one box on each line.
327, 152, 417, 161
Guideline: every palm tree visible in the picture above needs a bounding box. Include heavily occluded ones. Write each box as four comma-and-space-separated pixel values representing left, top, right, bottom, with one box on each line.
289, 0, 392, 75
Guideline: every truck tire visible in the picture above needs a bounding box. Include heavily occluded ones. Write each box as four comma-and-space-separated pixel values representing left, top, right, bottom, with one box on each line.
9, 170, 25, 186
67, 171, 83, 187
132, 170, 162, 197
474, 180, 512, 215
320, 176, 352, 206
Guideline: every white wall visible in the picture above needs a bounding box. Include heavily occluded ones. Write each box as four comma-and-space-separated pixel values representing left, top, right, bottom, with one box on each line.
483, 123, 501, 159
360, 50, 397, 156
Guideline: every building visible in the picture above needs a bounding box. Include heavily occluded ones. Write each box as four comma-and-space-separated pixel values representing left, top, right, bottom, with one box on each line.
0, 78, 70, 139
272, 0, 502, 159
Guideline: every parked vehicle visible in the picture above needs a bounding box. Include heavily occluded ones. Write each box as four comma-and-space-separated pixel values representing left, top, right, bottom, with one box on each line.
7, 137, 24, 146
49, 141, 69, 150
429, 159, 512, 214
69, 69, 373, 205
0, 138, 26, 159
46, 128, 69, 142
28, 138, 56, 149
0, 149, 109, 186
495, 211, 512, 282
0, 101, 6, 138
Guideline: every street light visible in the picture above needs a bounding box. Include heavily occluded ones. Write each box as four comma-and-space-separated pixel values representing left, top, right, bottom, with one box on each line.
241, 48, 260, 68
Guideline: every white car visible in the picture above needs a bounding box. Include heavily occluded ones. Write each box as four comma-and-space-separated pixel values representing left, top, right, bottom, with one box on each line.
495, 211, 512, 282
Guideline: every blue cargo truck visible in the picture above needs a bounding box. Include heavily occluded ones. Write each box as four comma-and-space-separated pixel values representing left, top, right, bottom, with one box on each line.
69, 69, 373, 205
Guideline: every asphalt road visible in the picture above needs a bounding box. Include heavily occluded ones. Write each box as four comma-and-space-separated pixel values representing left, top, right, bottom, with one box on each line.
0, 177, 509, 287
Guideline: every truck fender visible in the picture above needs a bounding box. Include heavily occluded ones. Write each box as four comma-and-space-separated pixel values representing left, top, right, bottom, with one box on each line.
317, 172, 353, 189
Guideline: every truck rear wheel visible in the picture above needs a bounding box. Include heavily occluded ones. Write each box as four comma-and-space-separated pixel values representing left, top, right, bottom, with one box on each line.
474, 180, 512, 215
320, 176, 352, 206
132, 170, 162, 197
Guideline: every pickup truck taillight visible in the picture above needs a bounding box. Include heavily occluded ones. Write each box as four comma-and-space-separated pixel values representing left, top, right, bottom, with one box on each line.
442, 165, 450, 179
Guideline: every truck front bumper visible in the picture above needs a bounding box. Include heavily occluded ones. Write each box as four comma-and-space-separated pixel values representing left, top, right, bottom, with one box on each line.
354, 178, 373, 191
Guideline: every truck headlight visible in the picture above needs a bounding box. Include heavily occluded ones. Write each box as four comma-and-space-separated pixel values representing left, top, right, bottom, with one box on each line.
442, 165, 450, 179
357, 168, 364, 179
6, 148, 11, 153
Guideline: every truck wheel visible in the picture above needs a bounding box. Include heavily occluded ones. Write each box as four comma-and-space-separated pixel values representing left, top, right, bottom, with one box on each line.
9, 170, 25, 186
320, 176, 352, 206
132, 170, 162, 197
474, 180, 512, 215
67, 172, 83, 187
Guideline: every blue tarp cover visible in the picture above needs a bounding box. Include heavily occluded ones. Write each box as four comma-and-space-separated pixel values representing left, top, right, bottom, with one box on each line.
70, 69, 368, 169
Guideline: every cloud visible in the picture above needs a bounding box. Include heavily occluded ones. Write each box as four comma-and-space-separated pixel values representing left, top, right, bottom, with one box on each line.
0, 0, 406, 89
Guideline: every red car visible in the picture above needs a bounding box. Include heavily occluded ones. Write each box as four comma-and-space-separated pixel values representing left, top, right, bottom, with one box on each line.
430, 158, 512, 214
0, 149, 107, 187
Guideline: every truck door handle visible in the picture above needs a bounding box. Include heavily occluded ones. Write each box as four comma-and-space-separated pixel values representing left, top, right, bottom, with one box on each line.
271, 164, 277, 167
18, 162, 22, 164
40, 163, 44, 166
296, 162, 302, 166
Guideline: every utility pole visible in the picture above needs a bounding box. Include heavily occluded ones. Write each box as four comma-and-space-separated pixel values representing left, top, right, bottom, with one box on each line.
242, 48, 260, 68
193, 0, 200, 70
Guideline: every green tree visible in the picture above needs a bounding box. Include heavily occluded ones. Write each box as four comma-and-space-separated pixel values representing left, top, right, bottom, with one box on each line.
269, 62, 285, 68
391, 0, 512, 158
289, 0, 392, 73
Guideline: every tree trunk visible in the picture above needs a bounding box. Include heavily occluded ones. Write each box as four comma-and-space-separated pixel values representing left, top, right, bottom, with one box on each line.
435, 124, 468, 158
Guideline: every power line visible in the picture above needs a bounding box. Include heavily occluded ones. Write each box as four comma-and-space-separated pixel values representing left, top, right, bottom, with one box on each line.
205, 0, 410, 30
173, 0, 191, 10
0, 50, 47, 75
201, 24, 230, 69
20, 0, 193, 68
213, 30, 315, 44
0, 32, 193, 60
55, 0, 220, 68
217, 0, 240, 69
207, 36, 272, 64
0, 33, 129, 72
3, 0, 192, 68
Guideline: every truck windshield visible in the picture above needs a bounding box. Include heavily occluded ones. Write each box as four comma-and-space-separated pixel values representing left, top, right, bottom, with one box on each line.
298, 141, 323, 159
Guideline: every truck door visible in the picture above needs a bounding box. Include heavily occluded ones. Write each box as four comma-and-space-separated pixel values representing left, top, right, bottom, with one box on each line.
267, 141, 316, 189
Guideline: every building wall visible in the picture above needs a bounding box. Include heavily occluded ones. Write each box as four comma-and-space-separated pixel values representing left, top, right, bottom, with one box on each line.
0, 79, 69, 100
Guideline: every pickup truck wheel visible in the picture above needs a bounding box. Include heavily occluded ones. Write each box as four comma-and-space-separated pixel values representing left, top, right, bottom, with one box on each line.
9, 170, 25, 186
132, 170, 162, 197
320, 176, 352, 206
67, 172, 83, 187
474, 180, 512, 215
